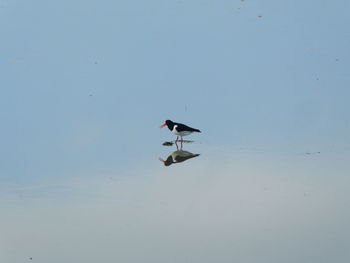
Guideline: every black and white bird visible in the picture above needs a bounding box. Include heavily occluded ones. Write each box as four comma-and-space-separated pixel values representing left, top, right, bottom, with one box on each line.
160, 120, 201, 141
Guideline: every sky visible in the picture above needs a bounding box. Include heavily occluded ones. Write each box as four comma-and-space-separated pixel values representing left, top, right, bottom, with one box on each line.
1, 0, 350, 262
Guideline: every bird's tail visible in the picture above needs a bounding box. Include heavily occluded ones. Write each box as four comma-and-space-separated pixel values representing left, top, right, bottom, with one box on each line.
194, 129, 201, 133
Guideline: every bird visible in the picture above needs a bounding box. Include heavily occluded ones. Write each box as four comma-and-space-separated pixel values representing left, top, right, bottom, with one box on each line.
160, 120, 201, 142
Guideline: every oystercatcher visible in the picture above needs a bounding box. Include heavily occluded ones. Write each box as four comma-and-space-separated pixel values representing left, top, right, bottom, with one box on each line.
160, 120, 201, 141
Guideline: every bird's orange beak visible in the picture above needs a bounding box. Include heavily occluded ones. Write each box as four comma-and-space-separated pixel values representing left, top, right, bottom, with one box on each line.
160, 123, 166, 128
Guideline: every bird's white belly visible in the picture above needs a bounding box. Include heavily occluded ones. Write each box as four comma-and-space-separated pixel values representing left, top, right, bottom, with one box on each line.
172, 126, 191, 137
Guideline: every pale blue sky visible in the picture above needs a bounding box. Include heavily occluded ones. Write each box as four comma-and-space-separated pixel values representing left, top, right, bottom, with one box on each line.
1, 0, 350, 262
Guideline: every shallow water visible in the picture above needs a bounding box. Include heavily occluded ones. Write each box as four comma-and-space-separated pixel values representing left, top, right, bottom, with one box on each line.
1, 0, 350, 262
2, 138, 350, 263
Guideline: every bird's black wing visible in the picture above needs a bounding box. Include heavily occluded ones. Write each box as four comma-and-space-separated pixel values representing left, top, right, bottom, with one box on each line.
176, 123, 201, 133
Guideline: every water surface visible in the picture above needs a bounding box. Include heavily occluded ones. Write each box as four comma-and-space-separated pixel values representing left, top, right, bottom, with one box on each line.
1, 0, 350, 262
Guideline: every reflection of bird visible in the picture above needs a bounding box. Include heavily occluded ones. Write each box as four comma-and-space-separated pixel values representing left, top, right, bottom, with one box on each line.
160, 120, 201, 142
159, 150, 200, 166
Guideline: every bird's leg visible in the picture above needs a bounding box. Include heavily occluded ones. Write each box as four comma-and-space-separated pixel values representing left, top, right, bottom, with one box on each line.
175, 141, 179, 150
180, 137, 183, 149
175, 136, 179, 142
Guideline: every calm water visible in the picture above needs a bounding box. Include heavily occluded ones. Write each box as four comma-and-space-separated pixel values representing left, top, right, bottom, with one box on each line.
2, 136, 350, 262
1, 0, 350, 262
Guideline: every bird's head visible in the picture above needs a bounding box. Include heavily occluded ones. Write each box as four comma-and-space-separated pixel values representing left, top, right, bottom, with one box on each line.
160, 120, 174, 129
